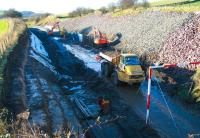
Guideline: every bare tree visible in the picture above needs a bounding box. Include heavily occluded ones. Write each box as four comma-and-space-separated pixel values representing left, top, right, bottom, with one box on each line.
99, 7, 108, 14
68, 7, 94, 17
3, 9, 22, 18
108, 2, 117, 12
142, 0, 150, 7
119, 0, 137, 9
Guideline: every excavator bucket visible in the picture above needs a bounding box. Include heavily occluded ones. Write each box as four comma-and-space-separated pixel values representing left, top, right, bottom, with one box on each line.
94, 38, 109, 45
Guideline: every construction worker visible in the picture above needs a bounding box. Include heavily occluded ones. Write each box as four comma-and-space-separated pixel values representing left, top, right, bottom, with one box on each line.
97, 96, 110, 115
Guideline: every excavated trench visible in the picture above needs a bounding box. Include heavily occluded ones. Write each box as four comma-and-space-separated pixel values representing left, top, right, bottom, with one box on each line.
45, 31, 200, 138
25, 28, 160, 137
30, 27, 200, 137
5, 26, 200, 137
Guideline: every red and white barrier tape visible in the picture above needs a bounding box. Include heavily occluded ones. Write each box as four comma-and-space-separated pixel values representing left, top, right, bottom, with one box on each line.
145, 61, 200, 125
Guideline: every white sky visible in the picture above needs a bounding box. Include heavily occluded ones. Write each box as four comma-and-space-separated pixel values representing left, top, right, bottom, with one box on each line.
0, 0, 156, 14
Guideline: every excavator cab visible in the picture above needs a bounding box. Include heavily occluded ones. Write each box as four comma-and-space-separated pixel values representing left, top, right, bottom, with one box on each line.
93, 27, 109, 46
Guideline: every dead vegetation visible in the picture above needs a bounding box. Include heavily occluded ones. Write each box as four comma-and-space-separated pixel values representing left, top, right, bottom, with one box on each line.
26, 14, 59, 27
0, 18, 26, 56
0, 18, 27, 136
0, 18, 26, 103
192, 68, 200, 103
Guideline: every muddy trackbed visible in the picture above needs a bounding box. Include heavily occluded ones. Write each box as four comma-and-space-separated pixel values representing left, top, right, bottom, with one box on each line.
4, 25, 200, 138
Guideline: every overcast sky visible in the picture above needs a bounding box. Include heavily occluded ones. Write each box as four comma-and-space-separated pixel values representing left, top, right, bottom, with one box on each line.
0, 0, 157, 14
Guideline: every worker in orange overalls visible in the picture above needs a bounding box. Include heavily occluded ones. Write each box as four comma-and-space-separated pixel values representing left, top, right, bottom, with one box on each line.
98, 96, 110, 115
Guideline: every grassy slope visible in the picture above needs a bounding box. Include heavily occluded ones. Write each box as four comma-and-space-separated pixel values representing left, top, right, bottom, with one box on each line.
26, 15, 59, 27
151, 0, 200, 6
0, 18, 26, 89
111, 7, 145, 17
111, 0, 200, 17
37, 15, 58, 25
0, 19, 26, 135
150, 0, 188, 6
150, 0, 200, 12
0, 19, 9, 36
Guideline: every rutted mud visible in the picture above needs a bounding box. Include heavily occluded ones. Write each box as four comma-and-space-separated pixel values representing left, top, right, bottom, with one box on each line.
25, 33, 81, 136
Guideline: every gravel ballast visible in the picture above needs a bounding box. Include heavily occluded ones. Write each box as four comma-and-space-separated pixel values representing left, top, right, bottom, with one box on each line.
159, 13, 200, 69
60, 11, 192, 63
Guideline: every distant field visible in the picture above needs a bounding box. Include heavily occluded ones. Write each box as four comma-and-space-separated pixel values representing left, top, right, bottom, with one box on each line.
151, 0, 188, 6
150, 0, 200, 12
181, 1, 200, 6
0, 19, 9, 36
151, 0, 200, 7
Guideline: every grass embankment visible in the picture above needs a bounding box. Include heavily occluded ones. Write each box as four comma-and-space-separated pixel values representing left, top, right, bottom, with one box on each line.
151, 0, 188, 6
37, 15, 58, 25
26, 15, 59, 27
111, 7, 145, 17
110, 0, 200, 17
0, 20, 9, 36
0, 18, 26, 85
110, 2, 200, 17
151, 0, 200, 12
112, 0, 200, 17
0, 18, 26, 135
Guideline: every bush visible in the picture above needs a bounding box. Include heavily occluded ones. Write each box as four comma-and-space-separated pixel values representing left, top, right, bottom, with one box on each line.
3, 9, 22, 18
99, 7, 109, 14
108, 3, 118, 12
68, 7, 94, 17
119, 0, 137, 9
0, 108, 10, 135
192, 68, 200, 103
143, 0, 150, 8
